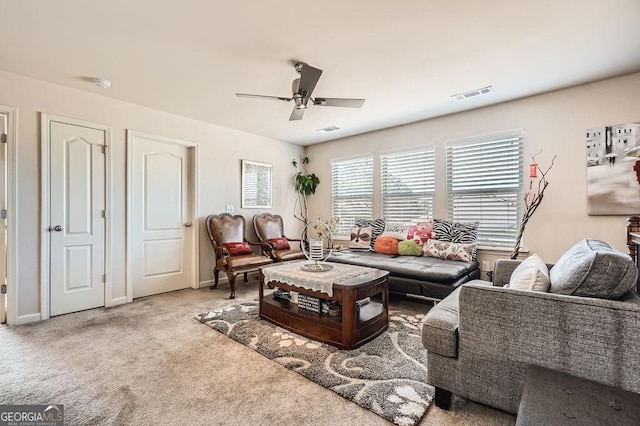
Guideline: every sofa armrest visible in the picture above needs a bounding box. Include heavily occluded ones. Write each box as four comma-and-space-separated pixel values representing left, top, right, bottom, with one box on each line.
458, 284, 640, 393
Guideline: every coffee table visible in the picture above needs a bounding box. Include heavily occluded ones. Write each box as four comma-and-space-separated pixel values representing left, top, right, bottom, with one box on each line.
258, 262, 389, 349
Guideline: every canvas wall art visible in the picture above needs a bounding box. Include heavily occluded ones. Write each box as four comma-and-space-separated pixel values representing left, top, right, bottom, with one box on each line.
587, 122, 640, 215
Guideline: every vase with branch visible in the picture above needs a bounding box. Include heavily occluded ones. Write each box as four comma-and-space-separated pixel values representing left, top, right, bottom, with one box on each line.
511, 151, 557, 260
292, 156, 320, 226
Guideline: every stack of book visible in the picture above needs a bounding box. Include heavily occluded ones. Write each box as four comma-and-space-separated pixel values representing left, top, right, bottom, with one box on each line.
273, 288, 291, 301
321, 300, 342, 317
297, 294, 322, 313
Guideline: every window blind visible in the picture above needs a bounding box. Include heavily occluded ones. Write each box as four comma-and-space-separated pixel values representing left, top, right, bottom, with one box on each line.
331, 154, 374, 235
381, 145, 435, 224
446, 131, 524, 248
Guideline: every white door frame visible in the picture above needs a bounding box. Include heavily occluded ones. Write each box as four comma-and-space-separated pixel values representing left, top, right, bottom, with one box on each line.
126, 130, 199, 302
40, 114, 112, 321
0, 105, 17, 325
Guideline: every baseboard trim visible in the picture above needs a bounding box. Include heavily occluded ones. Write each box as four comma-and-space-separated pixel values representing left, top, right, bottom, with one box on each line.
109, 297, 128, 306
16, 313, 42, 325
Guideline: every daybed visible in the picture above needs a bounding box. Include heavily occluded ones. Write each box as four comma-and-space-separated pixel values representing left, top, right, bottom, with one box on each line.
327, 250, 480, 300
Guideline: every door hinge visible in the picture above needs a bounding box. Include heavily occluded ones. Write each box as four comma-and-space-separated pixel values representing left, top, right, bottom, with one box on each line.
101, 210, 106, 219
101, 145, 107, 154
0, 284, 6, 294
102, 273, 106, 283
0, 209, 7, 219
1, 134, 6, 143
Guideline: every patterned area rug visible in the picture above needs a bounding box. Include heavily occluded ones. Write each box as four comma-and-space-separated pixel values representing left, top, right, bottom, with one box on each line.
195, 301, 433, 426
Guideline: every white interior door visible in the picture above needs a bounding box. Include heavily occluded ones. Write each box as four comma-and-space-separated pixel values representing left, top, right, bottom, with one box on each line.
0, 114, 6, 324
49, 121, 106, 316
130, 133, 194, 298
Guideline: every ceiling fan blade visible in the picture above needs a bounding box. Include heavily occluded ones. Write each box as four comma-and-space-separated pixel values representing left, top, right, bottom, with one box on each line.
312, 98, 366, 108
236, 93, 292, 102
297, 63, 323, 97
289, 107, 305, 121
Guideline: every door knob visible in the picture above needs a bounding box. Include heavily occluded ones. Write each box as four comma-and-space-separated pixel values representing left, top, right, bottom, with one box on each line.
184, 222, 193, 228
51, 225, 63, 232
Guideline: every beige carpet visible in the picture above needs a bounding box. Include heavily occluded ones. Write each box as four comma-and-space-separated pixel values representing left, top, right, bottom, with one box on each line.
0, 279, 516, 425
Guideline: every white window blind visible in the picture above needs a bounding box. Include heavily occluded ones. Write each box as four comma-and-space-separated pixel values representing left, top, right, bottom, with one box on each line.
446, 130, 524, 248
381, 145, 435, 224
331, 154, 374, 235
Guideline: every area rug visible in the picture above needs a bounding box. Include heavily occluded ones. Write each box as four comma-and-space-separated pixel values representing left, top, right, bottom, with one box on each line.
195, 301, 433, 426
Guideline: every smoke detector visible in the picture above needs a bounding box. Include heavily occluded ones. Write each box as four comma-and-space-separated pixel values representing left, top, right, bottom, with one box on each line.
92, 78, 112, 89
451, 86, 493, 101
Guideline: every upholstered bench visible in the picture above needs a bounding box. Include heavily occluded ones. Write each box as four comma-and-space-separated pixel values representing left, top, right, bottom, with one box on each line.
517, 365, 640, 425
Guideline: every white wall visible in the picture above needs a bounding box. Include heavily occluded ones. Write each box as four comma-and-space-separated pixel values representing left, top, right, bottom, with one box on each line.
306, 72, 640, 273
0, 70, 303, 323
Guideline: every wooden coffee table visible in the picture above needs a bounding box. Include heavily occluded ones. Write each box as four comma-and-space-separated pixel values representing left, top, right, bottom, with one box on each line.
258, 263, 389, 350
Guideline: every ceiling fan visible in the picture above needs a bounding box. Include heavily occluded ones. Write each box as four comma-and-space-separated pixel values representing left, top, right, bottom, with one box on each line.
235, 62, 366, 121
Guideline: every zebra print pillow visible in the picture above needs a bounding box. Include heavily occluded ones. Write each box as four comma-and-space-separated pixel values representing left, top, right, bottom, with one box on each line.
355, 218, 386, 250
433, 219, 479, 244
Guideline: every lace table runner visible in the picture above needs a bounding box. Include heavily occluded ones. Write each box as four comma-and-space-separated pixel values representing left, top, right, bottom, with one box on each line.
261, 260, 377, 297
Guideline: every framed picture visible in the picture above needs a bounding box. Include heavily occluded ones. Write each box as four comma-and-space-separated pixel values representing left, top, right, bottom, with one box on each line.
587, 122, 640, 215
241, 160, 272, 209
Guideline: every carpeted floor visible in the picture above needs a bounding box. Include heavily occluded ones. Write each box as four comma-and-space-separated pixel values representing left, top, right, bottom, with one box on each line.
1, 278, 516, 425
196, 301, 432, 425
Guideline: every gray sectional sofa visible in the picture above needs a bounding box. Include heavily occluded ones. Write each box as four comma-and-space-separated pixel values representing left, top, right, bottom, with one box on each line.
421, 239, 640, 414
327, 250, 480, 300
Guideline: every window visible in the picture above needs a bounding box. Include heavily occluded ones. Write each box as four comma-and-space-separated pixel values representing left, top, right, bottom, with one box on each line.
446, 130, 524, 248
331, 154, 374, 235
381, 145, 435, 224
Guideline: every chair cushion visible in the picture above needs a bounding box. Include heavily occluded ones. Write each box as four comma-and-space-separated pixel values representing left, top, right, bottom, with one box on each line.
268, 237, 290, 250
226, 254, 272, 269
549, 239, 637, 299
507, 253, 550, 292
274, 249, 306, 262
224, 242, 253, 255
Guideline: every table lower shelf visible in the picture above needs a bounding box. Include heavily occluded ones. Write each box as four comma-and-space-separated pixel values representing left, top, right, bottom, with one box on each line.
259, 294, 388, 349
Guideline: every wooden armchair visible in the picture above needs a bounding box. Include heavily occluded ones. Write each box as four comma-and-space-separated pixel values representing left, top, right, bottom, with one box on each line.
253, 213, 306, 262
205, 213, 273, 299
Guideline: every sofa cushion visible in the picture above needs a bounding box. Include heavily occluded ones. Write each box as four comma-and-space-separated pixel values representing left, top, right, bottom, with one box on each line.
422, 286, 462, 358
397, 239, 423, 256
380, 224, 411, 240
507, 253, 550, 292
355, 218, 385, 250
549, 239, 637, 299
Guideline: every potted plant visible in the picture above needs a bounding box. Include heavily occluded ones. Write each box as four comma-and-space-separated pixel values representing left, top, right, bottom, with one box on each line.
292, 156, 320, 225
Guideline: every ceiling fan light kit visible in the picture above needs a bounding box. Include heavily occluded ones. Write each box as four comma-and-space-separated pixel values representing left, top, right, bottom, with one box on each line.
236, 62, 366, 121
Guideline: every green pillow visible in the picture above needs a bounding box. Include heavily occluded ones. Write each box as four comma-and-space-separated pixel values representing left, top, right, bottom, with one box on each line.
398, 239, 423, 256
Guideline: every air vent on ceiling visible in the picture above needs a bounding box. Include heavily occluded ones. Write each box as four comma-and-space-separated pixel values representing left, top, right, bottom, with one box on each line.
316, 125, 340, 133
451, 86, 494, 101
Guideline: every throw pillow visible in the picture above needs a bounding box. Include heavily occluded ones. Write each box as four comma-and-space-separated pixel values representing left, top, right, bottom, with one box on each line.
374, 236, 399, 255
433, 219, 479, 244
507, 253, 550, 292
549, 239, 637, 299
349, 227, 372, 250
407, 221, 434, 244
268, 237, 290, 250
397, 239, 423, 256
355, 218, 386, 250
423, 239, 474, 262
380, 224, 411, 240
223, 242, 253, 256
